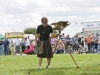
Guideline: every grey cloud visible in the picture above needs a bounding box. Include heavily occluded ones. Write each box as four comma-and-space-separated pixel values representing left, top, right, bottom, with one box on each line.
1, 0, 41, 15
50, 0, 100, 8
3, 7, 40, 15
41, 7, 100, 17
0, 0, 100, 36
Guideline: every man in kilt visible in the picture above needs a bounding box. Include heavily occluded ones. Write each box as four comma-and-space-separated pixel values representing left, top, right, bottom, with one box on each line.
35, 17, 53, 69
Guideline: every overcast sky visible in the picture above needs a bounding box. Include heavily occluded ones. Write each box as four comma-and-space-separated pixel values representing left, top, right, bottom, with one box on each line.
0, 0, 100, 36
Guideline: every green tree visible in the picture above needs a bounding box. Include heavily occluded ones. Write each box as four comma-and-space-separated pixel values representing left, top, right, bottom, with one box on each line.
24, 27, 36, 35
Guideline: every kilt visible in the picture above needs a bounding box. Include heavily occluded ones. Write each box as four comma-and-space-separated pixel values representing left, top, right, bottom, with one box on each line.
37, 40, 53, 58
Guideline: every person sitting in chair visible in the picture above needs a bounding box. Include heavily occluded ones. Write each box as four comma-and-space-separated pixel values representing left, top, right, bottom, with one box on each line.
78, 45, 88, 54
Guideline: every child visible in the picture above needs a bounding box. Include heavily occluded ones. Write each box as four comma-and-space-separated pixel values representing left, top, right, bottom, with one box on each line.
52, 45, 56, 54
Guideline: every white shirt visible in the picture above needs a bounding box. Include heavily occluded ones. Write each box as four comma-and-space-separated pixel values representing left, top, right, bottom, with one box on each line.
26, 39, 30, 46
32, 41, 35, 45
8, 39, 11, 44
15, 39, 20, 46
8, 39, 11, 46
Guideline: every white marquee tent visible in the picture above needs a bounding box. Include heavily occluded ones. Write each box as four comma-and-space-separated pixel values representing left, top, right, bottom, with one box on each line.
24, 34, 35, 40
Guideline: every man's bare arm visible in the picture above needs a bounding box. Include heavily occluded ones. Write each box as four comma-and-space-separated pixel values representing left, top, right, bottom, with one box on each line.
34, 33, 38, 46
35, 33, 38, 42
51, 33, 53, 37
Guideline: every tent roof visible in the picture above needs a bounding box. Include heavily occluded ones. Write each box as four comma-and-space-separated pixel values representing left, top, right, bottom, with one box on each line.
0, 34, 5, 39
24, 34, 35, 40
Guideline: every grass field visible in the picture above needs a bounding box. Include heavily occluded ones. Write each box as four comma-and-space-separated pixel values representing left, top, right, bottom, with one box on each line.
0, 54, 100, 75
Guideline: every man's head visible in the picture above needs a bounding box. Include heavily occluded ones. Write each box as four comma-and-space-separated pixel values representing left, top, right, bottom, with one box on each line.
88, 33, 91, 37
62, 33, 64, 35
66, 34, 69, 37
17, 36, 19, 39
27, 36, 29, 39
41, 17, 48, 24
62, 33, 65, 37
25, 37, 27, 40
96, 33, 98, 36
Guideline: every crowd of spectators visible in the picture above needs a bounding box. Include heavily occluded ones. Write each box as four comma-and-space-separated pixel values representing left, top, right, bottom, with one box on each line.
0, 33, 100, 56
51, 33, 100, 54
0, 36, 35, 55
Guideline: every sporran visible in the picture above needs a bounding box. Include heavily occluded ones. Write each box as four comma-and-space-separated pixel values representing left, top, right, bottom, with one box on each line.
34, 26, 46, 54
34, 41, 44, 54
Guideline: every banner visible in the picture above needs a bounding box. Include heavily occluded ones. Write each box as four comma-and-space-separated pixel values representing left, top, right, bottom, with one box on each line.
82, 21, 100, 31
5, 32, 24, 38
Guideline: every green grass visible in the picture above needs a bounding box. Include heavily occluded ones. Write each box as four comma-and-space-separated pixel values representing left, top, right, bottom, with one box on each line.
0, 54, 100, 75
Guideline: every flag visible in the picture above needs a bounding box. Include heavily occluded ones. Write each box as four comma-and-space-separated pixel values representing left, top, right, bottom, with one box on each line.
75, 22, 77, 25
81, 22, 82, 25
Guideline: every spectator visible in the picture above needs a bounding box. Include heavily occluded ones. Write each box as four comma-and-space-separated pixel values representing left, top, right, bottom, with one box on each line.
26, 36, 30, 49
95, 33, 100, 51
28, 41, 35, 54
51, 33, 58, 50
8, 38, 12, 54
61, 33, 66, 53
3, 38, 10, 55
10, 41, 15, 55
86, 34, 91, 53
78, 46, 88, 54
56, 39, 65, 54
15, 36, 20, 54
78, 37, 81, 45
95, 33, 100, 41
21, 37, 25, 52
65, 34, 71, 53
90, 36, 95, 53
72, 35, 79, 52
8, 38, 11, 46
81, 37, 84, 47
24, 46, 29, 54
78, 45, 84, 54
61, 33, 66, 44
0, 38, 3, 55
97, 41, 100, 54
66, 45, 73, 54
32, 39, 36, 45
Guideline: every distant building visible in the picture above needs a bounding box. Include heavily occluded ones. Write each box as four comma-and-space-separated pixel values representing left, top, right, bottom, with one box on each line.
78, 21, 100, 37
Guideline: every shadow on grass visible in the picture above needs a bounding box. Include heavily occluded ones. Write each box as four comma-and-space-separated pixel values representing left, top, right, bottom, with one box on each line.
12, 67, 77, 75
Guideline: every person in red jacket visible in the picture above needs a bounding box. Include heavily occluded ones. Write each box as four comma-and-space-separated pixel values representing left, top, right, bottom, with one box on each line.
24, 47, 29, 54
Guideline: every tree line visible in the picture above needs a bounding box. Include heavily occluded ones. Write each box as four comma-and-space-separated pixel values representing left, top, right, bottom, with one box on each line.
24, 27, 58, 35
